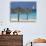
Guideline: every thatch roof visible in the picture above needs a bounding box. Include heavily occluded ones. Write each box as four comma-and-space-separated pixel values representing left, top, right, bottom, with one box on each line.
11, 7, 32, 13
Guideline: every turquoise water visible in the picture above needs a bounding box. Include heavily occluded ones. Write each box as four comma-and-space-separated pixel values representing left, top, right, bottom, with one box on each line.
10, 11, 36, 21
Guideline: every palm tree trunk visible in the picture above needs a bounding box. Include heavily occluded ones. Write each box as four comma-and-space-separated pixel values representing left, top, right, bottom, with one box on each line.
27, 12, 28, 20
18, 12, 19, 22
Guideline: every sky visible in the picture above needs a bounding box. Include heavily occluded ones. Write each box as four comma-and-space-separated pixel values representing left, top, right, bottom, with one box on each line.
11, 2, 36, 9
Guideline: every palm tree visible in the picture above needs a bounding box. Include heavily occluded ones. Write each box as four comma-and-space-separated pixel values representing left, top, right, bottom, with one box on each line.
26, 8, 32, 20
15, 7, 21, 22
15, 7, 25, 22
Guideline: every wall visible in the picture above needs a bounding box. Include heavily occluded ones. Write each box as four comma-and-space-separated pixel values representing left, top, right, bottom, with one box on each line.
0, 0, 46, 46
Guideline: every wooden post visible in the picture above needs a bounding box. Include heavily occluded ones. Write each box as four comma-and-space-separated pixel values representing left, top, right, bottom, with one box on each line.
31, 42, 32, 46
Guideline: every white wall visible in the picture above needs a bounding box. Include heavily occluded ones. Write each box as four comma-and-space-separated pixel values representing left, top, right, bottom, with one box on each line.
33, 43, 46, 46
0, 0, 46, 46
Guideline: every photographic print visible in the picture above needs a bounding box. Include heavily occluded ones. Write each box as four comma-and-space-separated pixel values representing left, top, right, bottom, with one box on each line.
10, 2, 36, 22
